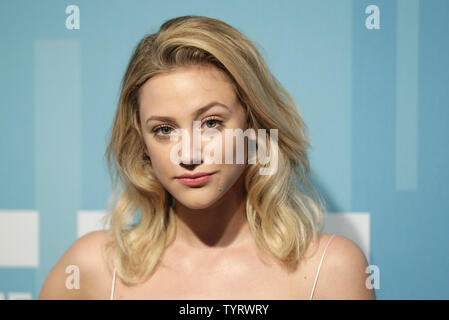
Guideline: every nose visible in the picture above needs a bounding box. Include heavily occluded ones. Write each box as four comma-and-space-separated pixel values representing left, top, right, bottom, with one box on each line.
179, 124, 203, 165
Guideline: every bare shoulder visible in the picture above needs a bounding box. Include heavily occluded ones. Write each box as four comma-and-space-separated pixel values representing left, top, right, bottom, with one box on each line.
38, 230, 115, 300
312, 233, 376, 300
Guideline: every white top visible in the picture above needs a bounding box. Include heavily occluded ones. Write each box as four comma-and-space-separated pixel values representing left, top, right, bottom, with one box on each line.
110, 234, 336, 300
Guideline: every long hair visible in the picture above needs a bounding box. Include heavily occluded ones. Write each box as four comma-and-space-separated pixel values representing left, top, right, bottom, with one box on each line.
103, 15, 326, 285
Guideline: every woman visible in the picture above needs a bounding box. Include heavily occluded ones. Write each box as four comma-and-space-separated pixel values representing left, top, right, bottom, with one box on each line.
38, 15, 375, 300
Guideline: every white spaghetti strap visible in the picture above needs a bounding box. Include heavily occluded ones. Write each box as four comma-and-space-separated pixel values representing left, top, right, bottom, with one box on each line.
110, 267, 116, 300
309, 234, 336, 300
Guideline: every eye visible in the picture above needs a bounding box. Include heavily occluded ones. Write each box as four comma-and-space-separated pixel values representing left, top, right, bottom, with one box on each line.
152, 125, 174, 137
152, 117, 224, 138
204, 117, 223, 129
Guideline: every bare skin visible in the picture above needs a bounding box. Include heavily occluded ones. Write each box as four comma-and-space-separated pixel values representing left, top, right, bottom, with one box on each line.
112, 231, 338, 300
38, 229, 375, 299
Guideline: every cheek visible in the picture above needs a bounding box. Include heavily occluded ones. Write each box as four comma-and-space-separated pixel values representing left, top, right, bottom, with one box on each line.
146, 142, 173, 177
216, 171, 224, 193
215, 137, 247, 189
214, 164, 246, 200
219, 130, 248, 165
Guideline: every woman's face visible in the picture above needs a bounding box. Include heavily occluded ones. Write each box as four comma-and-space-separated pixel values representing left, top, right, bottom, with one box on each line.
138, 64, 249, 209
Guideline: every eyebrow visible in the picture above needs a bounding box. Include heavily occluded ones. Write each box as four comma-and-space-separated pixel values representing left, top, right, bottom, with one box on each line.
145, 101, 231, 124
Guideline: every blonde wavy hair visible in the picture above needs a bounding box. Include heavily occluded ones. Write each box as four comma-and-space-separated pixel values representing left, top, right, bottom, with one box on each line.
103, 15, 326, 285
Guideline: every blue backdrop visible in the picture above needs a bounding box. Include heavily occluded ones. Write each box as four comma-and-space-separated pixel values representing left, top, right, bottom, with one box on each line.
0, 0, 448, 299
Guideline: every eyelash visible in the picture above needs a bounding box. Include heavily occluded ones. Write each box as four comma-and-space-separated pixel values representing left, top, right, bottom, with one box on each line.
152, 116, 224, 138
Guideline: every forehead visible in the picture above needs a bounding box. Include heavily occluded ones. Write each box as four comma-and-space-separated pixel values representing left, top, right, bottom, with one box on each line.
138, 64, 238, 113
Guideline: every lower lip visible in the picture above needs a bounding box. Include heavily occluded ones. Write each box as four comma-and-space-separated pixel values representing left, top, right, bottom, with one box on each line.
176, 173, 215, 187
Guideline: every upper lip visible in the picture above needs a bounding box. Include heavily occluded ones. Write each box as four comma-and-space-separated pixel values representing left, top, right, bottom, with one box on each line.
176, 172, 216, 179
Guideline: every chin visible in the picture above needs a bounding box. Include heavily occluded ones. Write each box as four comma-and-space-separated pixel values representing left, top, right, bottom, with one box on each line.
172, 190, 222, 210
176, 198, 217, 210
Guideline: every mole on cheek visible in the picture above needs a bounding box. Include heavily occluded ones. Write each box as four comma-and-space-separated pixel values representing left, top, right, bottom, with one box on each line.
217, 176, 223, 193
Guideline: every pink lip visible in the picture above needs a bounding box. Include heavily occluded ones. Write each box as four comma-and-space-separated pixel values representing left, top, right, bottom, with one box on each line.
176, 172, 215, 179
176, 172, 216, 187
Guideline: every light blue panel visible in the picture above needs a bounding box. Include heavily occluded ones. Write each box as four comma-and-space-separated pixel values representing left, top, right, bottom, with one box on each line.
79, 0, 157, 210
396, 0, 419, 191
416, 0, 449, 299
353, 0, 449, 299
34, 39, 81, 296
352, 0, 398, 300
0, 0, 35, 209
